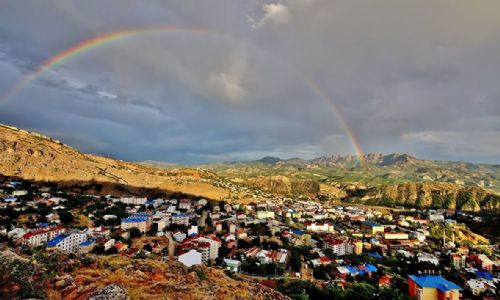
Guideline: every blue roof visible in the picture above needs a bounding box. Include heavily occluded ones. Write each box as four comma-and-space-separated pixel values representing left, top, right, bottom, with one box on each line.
362, 221, 380, 227
364, 264, 378, 273
172, 213, 191, 218
47, 234, 68, 247
346, 265, 359, 274
408, 275, 461, 291
121, 217, 148, 223
3, 196, 17, 202
79, 239, 96, 246
475, 271, 493, 280
292, 229, 305, 236
368, 252, 383, 259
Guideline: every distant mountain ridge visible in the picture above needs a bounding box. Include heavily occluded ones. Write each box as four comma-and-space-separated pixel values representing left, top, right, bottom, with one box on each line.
0, 123, 498, 211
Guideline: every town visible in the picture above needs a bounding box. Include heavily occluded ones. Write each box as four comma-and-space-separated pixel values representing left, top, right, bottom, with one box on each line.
0, 175, 498, 300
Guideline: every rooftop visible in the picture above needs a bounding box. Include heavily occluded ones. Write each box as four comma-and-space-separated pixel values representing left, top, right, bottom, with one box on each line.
47, 234, 68, 247
408, 275, 461, 292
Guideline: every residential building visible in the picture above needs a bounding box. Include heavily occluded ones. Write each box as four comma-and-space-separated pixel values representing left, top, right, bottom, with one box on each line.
256, 211, 275, 219
384, 232, 409, 240
21, 226, 66, 247
408, 275, 461, 300
224, 259, 241, 272
78, 239, 96, 254
118, 197, 147, 205
361, 221, 384, 234
47, 231, 87, 253
120, 213, 152, 233
178, 249, 202, 267
450, 253, 465, 269
171, 213, 190, 226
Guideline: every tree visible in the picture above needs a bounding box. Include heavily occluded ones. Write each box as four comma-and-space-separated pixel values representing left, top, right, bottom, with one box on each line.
58, 210, 74, 225
129, 227, 142, 239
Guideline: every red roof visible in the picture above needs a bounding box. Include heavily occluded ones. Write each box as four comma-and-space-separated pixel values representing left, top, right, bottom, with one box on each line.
21, 226, 64, 239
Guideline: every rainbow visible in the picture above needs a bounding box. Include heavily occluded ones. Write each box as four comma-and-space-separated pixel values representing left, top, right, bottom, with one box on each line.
0, 26, 214, 102
302, 76, 365, 163
1, 26, 364, 162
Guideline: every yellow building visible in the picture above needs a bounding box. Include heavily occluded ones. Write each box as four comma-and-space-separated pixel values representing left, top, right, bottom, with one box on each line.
408, 275, 461, 300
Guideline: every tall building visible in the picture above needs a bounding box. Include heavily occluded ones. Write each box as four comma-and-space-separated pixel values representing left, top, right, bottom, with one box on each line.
47, 231, 88, 253
408, 275, 461, 300
21, 226, 66, 247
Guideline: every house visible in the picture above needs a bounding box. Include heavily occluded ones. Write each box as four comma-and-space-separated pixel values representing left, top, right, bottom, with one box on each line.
8, 228, 27, 240
474, 254, 493, 272
305, 221, 334, 233
408, 275, 461, 300
379, 275, 392, 287
178, 249, 202, 267
256, 211, 275, 219
384, 232, 409, 240
78, 239, 96, 254
466, 279, 490, 296
118, 197, 148, 205
224, 259, 241, 272
417, 253, 439, 266
361, 221, 384, 234
450, 253, 466, 269
188, 225, 198, 236
171, 213, 190, 226
179, 199, 191, 210
173, 231, 187, 242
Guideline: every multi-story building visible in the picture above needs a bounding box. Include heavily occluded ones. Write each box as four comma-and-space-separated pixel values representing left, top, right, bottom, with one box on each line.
408, 275, 461, 300
21, 226, 66, 247
171, 213, 190, 226
473, 254, 493, 272
256, 211, 275, 219
120, 213, 152, 233
323, 238, 354, 256
361, 221, 385, 235
117, 197, 148, 205
450, 253, 465, 269
305, 222, 334, 233
47, 231, 87, 253
178, 199, 191, 210
384, 232, 409, 240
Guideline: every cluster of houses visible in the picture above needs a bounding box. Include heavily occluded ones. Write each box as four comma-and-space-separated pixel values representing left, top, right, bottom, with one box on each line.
1, 177, 499, 299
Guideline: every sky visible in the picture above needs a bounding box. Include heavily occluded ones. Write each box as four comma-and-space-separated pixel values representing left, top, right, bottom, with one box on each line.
0, 0, 499, 164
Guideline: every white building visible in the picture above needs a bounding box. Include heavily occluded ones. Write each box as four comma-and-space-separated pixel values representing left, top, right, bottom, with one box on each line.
256, 211, 275, 219
117, 197, 148, 205
47, 231, 87, 253
171, 214, 190, 226
21, 226, 66, 247
323, 239, 354, 256
305, 222, 334, 233
178, 249, 202, 267
196, 235, 221, 261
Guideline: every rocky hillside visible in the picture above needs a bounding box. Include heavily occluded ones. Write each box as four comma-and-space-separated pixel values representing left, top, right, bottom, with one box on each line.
247, 175, 320, 195
0, 124, 230, 200
1, 251, 288, 300
342, 181, 500, 211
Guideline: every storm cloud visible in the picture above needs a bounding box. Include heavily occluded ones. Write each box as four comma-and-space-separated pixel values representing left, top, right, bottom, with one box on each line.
0, 0, 499, 163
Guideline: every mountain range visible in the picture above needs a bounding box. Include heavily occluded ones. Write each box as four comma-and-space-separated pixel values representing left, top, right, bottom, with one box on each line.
0, 124, 498, 211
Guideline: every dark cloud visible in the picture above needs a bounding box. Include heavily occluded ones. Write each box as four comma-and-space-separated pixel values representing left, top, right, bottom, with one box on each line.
0, 0, 499, 164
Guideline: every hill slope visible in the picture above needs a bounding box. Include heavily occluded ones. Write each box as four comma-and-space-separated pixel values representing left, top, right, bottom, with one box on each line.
0, 124, 230, 200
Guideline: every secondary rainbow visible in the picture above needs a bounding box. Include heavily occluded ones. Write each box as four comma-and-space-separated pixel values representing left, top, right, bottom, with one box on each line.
0, 26, 214, 102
